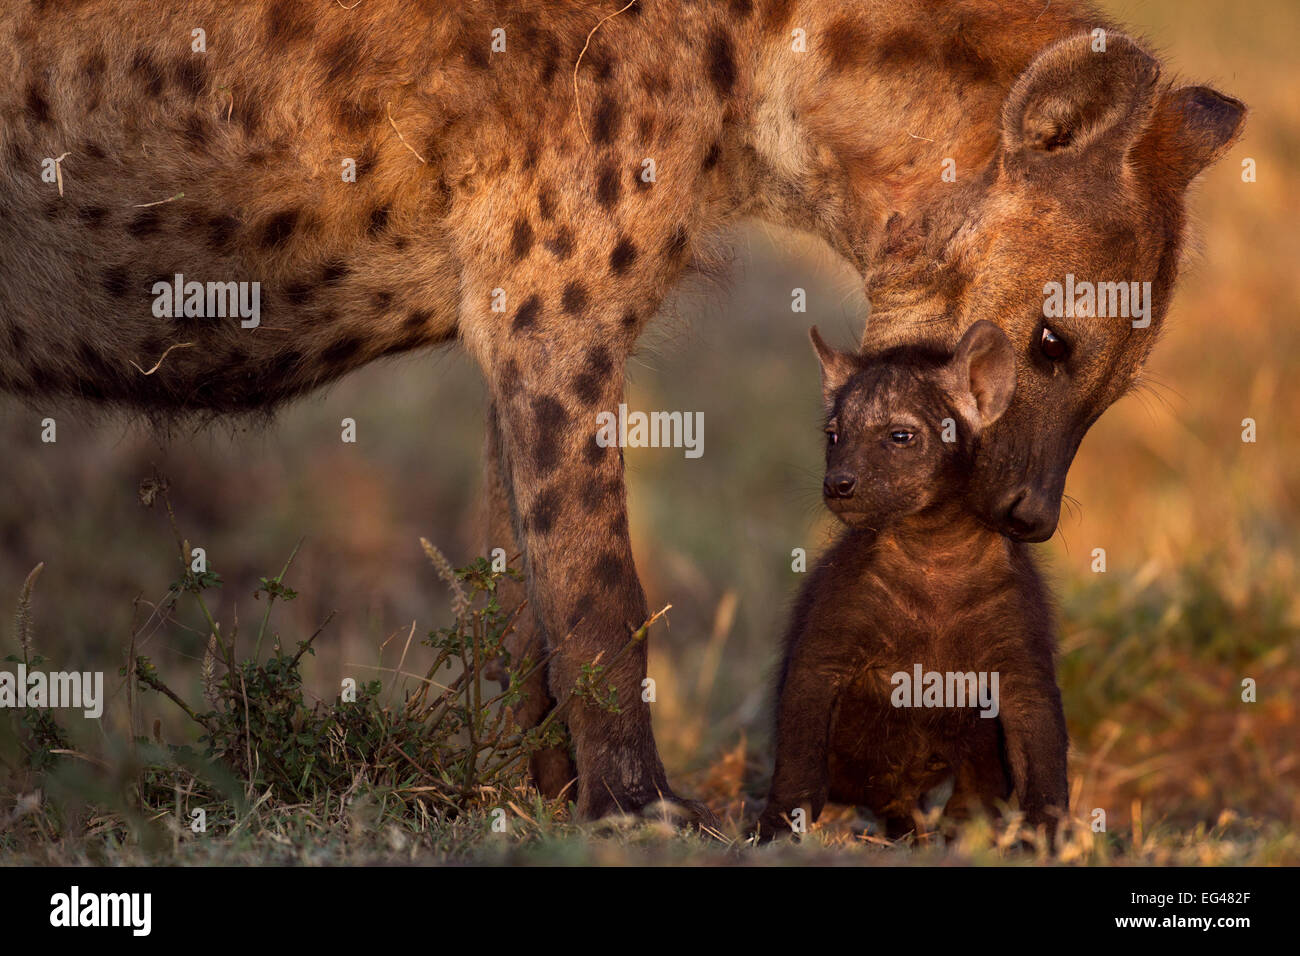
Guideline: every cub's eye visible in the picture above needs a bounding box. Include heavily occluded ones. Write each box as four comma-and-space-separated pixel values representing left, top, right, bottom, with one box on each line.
825, 429, 838, 446
889, 430, 915, 446
1040, 326, 1070, 361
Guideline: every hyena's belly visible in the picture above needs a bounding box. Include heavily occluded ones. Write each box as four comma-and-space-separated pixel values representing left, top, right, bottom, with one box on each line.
0, 3, 465, 414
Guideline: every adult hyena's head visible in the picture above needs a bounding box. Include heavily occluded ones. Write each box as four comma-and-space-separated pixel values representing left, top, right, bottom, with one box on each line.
746, 15, 1244, 541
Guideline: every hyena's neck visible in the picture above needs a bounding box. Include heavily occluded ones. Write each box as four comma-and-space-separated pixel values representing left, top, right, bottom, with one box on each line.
723, 0, 1110, 265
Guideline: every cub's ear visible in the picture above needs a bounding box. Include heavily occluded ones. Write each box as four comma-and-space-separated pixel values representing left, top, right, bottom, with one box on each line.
809, 326, 857, 412
1001, 32, 1161, 175
943, 321, 1016, 433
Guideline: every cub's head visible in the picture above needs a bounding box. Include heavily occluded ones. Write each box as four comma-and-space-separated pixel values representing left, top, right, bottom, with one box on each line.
811, 321, 1016, 531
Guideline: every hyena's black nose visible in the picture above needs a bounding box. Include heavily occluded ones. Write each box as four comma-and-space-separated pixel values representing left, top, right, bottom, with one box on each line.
999, 489, 1059, 542
824, 472, 857, 499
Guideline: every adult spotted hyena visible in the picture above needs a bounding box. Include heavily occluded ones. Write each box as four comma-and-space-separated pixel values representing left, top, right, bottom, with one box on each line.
0, 1, 1243, 818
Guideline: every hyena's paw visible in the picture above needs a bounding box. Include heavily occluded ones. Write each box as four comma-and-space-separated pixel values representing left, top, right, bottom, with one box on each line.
582, 783, 718, 832
748, 804, 800, 845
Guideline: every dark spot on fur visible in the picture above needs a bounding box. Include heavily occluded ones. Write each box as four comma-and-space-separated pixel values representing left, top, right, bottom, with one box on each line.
706, 29, 736, 96
511, 216, 534, 261
567, 601, 591, 632
587, 48, 614, 83
874, 30, 930, 72
322, 34, 364, 84
529, 485, 563, 535
665, 225, 688, 260
354, 142, 379, 178
593, 550, 627, 589
609, 510, 629, 538
264, 347, 305, 381
259, 209, 300, 249
531, 395, 567, 474
283, 279, 316, 306
170, 57, 207, 100
512, 294, 542, 333
127, 208, 161, 239
940, 34, 998, 85
370, 289, 393, 312
545, 228, 574, 259
596, 163, 620, 207
561, 281, 588, 315
404, 309, 431, 332
460, 27, 490, 70
823, 16, 873, 71
621, 308, 639, 330
101, 266, 130, 298
131, 51, 165, 98
609, 237, 638, 275
584, 433, 607, 466
571, 345, 613, 405
633, 159, 653, 191
537, 187, 556, 221
367, 205, 390, 235
78, 205, 108, 229
320, 259, 350, 284
266, 0, 315, 45
639, 69, 671, 97
702, 141, 721, 171
82, 52, 106, 81
538, 34, 561, 85
207, 214, 238, 251
24, 83, 51, 125
592, 94, 621, 145
323, 334, 365, 366
336, 98, 381, 133
82, 141, 107, 161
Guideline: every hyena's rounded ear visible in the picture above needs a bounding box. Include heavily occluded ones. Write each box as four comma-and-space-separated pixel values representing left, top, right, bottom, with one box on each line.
809, 326, 856, 410
1000, 32, 1161, 173
1137, 85, 1246, 188
944, 321, 1016, 433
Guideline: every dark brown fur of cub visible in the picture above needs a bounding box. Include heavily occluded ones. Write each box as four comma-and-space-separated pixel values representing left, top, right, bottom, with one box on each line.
758, 322, 1068, 840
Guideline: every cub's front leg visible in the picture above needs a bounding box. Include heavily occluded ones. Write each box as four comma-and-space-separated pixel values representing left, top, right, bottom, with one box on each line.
994, 660, 1069, 835
756, 619, 859, 841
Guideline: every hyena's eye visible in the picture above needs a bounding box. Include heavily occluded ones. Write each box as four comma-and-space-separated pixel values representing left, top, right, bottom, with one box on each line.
889, 430, 916, 446
1040, 326, 1070, 361
825, 428, 838, 447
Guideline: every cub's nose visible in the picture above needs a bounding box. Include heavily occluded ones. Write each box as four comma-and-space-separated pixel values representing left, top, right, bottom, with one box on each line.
823, 472, 857, 499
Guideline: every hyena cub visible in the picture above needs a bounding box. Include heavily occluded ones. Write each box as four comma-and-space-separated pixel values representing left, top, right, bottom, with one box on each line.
756, 321, 1068, 841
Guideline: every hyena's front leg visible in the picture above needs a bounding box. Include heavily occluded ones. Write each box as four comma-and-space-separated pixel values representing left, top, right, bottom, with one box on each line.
463, 296, 689, 822
480, 401, 577, 800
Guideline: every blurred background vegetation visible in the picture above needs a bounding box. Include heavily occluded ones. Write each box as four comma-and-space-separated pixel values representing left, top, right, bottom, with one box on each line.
0, 0, 1295, 856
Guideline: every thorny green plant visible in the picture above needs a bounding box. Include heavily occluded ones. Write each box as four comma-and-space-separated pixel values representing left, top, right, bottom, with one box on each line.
0, 474, 653, 853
